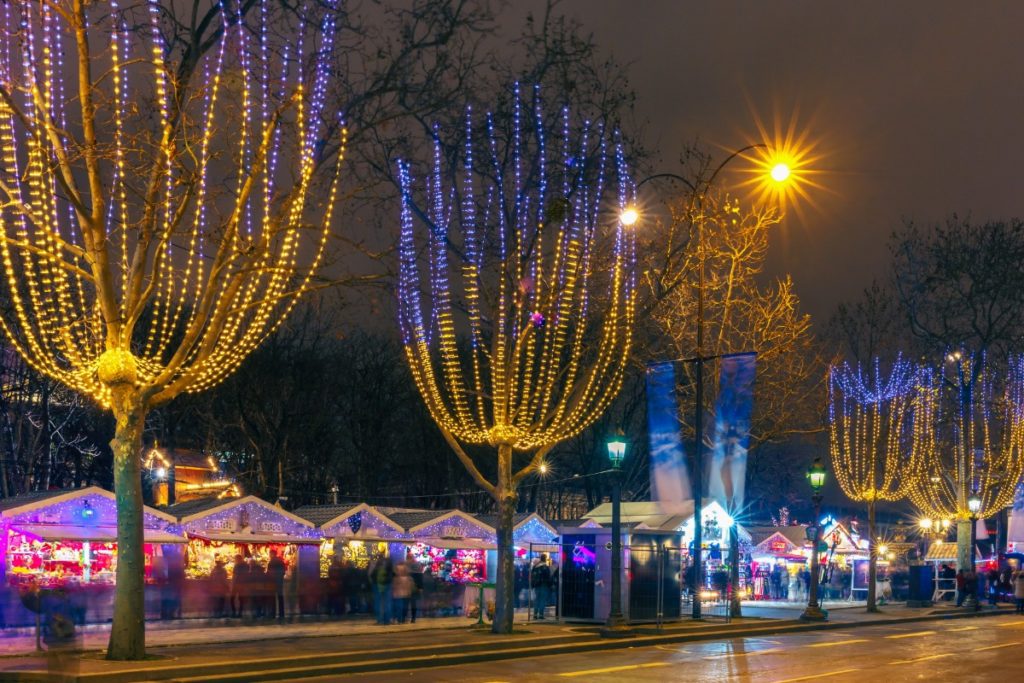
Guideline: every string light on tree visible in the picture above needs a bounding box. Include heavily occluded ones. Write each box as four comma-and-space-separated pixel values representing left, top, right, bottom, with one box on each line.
0, 1, 345, 659
907, 354, 1024, 570
396, 84, 636, 634
828, 356, 917, 612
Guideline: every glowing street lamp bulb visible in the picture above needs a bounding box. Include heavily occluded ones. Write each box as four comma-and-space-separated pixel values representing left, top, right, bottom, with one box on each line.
538, 462, 548, 475
619, 207, 639, 226
770, 163, 791, 183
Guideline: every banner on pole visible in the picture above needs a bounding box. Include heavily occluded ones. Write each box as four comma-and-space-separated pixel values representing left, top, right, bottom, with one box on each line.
646, 361, 691, 505
707, 352, 757, 511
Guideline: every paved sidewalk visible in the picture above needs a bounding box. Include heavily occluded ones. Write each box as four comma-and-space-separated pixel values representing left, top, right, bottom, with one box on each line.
0, 612, 517, 657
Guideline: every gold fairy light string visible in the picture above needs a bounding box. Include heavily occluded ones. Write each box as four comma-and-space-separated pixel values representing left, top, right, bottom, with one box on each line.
0, 1, 344, 408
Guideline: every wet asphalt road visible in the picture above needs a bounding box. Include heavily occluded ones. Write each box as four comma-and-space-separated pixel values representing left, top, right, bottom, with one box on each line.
295, 613, 1024, 682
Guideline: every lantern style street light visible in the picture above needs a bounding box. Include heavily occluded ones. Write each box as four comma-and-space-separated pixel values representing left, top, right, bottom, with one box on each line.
801, 457, 828, 621
601, 430, 632, 637
967, 493, 982, 574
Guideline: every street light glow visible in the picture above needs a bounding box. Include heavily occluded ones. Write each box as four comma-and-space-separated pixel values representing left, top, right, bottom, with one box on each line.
770, 162, 791, 183
619, 206, 639, 226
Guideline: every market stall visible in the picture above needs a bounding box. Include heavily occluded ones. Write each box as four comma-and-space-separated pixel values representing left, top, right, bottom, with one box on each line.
170, 495, 321, 616
747, 526, 813, 601
296, 502, 406, 579
0, 487, 185, 626
386, 510, 495, 616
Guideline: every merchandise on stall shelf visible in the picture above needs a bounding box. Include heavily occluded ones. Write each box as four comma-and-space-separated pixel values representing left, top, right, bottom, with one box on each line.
409, 542, 487, 583
184, 536, 297, 580
318, 539, 389, 577
0, 486, 185, 588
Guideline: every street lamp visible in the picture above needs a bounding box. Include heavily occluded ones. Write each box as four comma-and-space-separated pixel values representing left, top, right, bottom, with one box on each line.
627, 143, 794, 619
801, 457, 828, 621
601, 430, 632, 637
967, 493, 981, 574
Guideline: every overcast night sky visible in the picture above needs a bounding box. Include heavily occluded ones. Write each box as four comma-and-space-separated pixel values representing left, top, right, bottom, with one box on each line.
519, 1, 1024, 324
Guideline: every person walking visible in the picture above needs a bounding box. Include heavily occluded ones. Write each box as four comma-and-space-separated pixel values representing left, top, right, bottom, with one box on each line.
392, 562, 414, 624
267, 551, 287, 621
405, 552, 424, 623
955, 569, 966, 607
210, 560, 229, 618
1014, 569, 1024, 614
531, 554, 552, 620
231, 554, 247, 618
327, 557, 344, 616
369, 557, 394, 624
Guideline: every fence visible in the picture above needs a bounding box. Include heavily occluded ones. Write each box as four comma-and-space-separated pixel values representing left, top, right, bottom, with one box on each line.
525, 541, 732, 628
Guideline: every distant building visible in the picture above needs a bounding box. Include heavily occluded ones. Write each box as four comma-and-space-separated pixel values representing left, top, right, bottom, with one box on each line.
144, 446, 240, 506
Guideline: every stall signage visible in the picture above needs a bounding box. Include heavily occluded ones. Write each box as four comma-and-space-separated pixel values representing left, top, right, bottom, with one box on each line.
259, 521, 283, 533
769, 540, 790, 553
207, 518, 234, 531
441, 525, 465, 538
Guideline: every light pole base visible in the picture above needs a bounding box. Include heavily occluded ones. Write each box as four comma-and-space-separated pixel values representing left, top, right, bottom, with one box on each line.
799, 606, 828, 622
600, 615, 635, 638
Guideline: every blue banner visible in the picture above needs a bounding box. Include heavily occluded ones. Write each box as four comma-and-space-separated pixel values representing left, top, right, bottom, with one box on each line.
707, 352, 757, 511
646, 361, 691, 505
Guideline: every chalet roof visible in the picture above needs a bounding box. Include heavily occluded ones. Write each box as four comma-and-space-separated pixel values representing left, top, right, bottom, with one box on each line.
471, 513, 532, 529
749, 525, 809, 548
385, 510, 453, 531
162, 495, 233, 519
293, 504, 357, 527
0, 488, 76, 513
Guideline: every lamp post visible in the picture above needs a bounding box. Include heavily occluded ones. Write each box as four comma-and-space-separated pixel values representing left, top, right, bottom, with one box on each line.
601, 430, 632, 637
626, 144, 791, 619
801, 457, 828, 621
967, 494, 981, 573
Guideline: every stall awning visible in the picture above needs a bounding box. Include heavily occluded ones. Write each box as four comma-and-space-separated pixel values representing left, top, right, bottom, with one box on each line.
187, 531, 321, 545
404, 537, 494, 550
12, 524, 186, 544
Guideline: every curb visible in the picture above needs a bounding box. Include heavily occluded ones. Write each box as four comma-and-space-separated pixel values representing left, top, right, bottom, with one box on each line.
1, 607, 1015, 682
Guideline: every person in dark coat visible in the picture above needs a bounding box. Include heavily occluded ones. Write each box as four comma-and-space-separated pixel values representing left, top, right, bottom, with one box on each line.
210, 560, 229, 618
267, 552, 287, 620
327, 557, 345, 616
231, 554, 247, 617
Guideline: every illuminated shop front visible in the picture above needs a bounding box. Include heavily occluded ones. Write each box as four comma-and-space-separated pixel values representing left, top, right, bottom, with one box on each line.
294, 503, 406, 577
0, 487, 184, 588
401, 510, 498, 583
172, 495, 321, 579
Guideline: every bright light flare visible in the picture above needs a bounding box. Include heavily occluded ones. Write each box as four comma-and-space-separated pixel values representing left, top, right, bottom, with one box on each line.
619, 206, 639, 226
770, 163, 790, 183
735, 110, 827, 222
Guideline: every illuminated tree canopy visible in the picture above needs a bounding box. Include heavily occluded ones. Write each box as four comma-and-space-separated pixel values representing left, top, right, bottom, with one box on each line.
0, 0, 344, 659
396, 85, 636, 632
908, 355, 1024, 521
828, 356, 917, 611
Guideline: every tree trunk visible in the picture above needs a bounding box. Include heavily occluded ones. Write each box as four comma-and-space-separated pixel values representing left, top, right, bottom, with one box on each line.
866, 501, 878, 612
956, 518, 973, 573
728, 523, 742, 617
492, 444, 516, 634
106, 393, 147, 660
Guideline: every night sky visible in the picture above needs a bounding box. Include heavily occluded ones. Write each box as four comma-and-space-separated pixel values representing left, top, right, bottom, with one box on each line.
527, 1, 1024, 324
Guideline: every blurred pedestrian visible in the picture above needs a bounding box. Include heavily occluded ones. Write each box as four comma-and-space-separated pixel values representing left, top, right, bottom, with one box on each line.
267, 551, 287, 620
210, 559, 229, 618
231, 554, 247, 617
531, 554, 552, 620
369, 557, 394, 624
1014, 569, 1024, 614
343, 560, 364, 614
392, 562, 413, 623
955, 569, 966, 607
327, 557, 344, 616
405, 552, 424, 623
